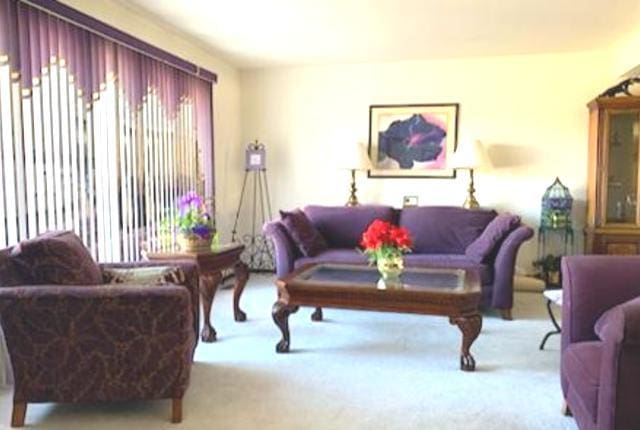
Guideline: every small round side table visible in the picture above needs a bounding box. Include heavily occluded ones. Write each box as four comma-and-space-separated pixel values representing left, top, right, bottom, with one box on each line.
539, 289, 563, 350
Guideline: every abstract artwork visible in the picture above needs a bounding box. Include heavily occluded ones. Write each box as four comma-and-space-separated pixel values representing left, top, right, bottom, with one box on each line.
368, 104, 459, 178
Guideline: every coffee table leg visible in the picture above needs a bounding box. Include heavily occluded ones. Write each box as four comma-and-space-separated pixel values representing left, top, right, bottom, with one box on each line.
233, 262, 249, 322
311, 307, 323, 322
200, 272, 222, 342
272, 300, 298, 353
449, 313, 482, 371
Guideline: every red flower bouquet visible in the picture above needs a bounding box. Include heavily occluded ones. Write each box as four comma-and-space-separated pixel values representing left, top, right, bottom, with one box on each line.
360, 219, 413, 264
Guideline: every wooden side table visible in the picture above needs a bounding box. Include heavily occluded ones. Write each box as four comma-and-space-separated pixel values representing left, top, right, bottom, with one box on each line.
144, 243, 249, 342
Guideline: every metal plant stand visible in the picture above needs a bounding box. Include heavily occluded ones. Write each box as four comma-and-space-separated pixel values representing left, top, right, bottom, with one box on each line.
231, 141, 275, 272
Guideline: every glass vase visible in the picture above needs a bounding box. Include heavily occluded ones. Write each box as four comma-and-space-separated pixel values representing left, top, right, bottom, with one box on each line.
376, 255, 404, 289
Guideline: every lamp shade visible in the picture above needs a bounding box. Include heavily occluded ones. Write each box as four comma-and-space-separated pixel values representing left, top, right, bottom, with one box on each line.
338, 142, 373, 170
449, 139, 491, 170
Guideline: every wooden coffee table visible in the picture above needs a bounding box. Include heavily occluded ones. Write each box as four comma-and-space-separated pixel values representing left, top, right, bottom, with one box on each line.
272, 263, 482, 371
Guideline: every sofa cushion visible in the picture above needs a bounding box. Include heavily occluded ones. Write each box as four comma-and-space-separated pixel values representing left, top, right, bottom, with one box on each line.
398, 206, 497, 254
10, 231, 103, 285
294, 251, 492, 286
280, 209, 328, 257
404, 254, 493, 286
562, 341, 602, 424
465, 213, 520, 263
294, 249, 368, 269
304, 205, 396, 248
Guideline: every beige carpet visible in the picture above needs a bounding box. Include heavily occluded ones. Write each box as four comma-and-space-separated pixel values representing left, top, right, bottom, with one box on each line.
0, 275, 576, 430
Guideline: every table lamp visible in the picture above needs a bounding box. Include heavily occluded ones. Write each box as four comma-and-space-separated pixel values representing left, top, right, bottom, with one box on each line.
449, 139, 491, 209
338, 142, 373, 206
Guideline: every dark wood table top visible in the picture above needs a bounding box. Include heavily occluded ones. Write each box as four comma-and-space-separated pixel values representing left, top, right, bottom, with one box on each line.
143, 243, 244, 264
277, 263, 481, 317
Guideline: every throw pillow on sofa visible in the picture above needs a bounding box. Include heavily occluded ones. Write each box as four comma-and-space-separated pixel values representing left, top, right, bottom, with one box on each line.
10, 231, 103, 285
280, 209, 328, 257
465, 214, 520, 263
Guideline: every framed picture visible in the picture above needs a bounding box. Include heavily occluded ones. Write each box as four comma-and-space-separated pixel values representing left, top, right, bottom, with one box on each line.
403, 195, 419, 207
245, 145, 266, 171
368, 103, 459, 178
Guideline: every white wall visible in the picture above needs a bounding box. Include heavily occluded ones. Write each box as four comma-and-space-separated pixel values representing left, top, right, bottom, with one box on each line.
611, 28, 640, 77
240, 50, 613, 272
60, 0, 243, 242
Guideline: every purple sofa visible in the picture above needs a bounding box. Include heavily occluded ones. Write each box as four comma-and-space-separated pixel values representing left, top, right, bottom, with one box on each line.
561, 256, 640, 430
264, 205, 533, 319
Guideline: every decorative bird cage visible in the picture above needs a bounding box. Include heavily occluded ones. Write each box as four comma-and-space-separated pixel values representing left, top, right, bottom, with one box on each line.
541, 177, 573, 229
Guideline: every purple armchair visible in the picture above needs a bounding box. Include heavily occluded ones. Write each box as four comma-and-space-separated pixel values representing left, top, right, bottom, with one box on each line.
0, 232, 199, 426
561, 256, 640, 430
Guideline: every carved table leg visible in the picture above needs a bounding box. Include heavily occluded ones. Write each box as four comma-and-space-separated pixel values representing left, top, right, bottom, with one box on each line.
272, 300, 299, 353
311, 307, 323, 322
233, 261, 249, 322
449, 313, 482, 371
200, 271, 222, 342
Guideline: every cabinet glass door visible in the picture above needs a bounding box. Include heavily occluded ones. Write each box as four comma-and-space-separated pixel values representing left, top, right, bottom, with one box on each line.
605, 111, 640, 223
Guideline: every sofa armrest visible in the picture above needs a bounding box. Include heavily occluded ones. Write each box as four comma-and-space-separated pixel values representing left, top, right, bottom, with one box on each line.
0, 284, 195, 403
593, 296, 640, 429
263, 221, 298, 279
491, 225, 534, 309
100, 260, 200, 344
561, 256, 640, 351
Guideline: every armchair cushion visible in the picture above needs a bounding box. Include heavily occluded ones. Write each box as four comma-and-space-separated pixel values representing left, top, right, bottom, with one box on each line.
280, 209, 328, 257
103, 265, 185, 285
10, 231, 102, 285
465, 214, 520, 263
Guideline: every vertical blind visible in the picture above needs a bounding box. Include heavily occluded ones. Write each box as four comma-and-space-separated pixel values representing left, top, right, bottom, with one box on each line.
0, 0, 214, 261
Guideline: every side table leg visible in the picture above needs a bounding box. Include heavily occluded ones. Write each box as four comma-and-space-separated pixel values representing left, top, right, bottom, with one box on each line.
311, 307, 323, 322
233, 262, 249, 322
449, 313, 482, 371
200, 272, 222, 342
272, 300, 298, 353
539, 299, 562, 350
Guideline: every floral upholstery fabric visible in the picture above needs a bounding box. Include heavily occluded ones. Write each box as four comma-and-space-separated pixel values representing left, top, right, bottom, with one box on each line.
10, 231, 103, 285
0, 247, 22, 287
0, 253, 200, 405
102, 265, 185, 285
0, 284, 195, 403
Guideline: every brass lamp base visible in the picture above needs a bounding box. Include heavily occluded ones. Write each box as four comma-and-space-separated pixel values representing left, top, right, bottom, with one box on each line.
462, 168, 480, 209
346, 169, 359, 206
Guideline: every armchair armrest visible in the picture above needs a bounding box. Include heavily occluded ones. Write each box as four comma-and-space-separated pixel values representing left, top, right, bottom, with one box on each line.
561, 256, 640, 351
593, 296, 640, 429
491, 225, 534, 309
263, 221, 298, 279
0, 284, 195, 403
100, 260, 200, 344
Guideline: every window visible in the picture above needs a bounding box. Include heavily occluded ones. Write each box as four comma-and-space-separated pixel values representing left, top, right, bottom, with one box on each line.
0, 0, 215, 261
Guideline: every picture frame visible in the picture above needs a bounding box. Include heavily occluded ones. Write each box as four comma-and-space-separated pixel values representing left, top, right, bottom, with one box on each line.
403, 195, 419, 207
245, 144, 266, 171
368, 103, 459, 178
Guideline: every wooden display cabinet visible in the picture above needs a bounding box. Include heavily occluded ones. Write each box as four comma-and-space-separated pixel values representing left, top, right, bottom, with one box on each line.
585, 96, 640, 254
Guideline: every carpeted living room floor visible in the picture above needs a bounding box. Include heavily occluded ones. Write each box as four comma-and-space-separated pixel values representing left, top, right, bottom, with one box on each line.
0, 275, 578, 430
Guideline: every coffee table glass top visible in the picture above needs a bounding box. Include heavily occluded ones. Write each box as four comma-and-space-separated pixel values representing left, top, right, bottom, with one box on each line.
292, 264, 478, 293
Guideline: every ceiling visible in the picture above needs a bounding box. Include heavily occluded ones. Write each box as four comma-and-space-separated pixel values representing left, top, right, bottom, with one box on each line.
122, 0, 640, 69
